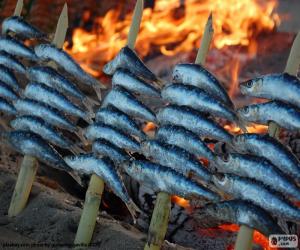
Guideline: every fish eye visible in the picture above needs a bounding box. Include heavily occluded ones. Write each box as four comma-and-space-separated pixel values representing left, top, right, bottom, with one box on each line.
243, 106, 249, 113
222, 154, 229, 162
246, 81, 253, 88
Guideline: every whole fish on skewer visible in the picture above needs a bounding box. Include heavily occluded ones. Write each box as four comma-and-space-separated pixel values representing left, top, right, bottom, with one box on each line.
85, 122, 140, 152
2, 16, 46, 39
112, 69, 161, 97
64, 153, 141, 220
156, 125, 215, 161
214, 153, 300, 201
161, 83, 244, 129
141, 140, 212, 183
0, 96, 16, 115
95, 105, 146, 140
0, 36, 37, 61
240, 73, 300, 110
0, 80, 18, 101
34, 44, 105, 100
101, 86, 156, 122
122, 160, 220, 202
232, 133, 300, 183
0, 65, 20, 91
157, 105, 233, 143
194, 200, 284, 236
172, 63, 234, 108
23, 82, 94, 124
26, 66, 99, 111
213, 174, 300, 222
237, 101, 300, 131
92, 139, 130, 164
103, 46, 161, 85
1, 130, 71, 171
10, 115, 83, 155
0, 51, 26, 75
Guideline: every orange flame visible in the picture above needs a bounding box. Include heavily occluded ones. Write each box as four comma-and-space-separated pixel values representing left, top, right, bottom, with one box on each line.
171, 195, 190, 209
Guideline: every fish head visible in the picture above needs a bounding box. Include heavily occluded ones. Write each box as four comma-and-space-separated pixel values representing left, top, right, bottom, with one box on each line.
172, 65, 185, 83
140, 140, 151, 157
240, 77, 263, 95
214, 154, 233, 172
212, 174, 233, 193
236, 105, 258, 122
103, 48, 124, 76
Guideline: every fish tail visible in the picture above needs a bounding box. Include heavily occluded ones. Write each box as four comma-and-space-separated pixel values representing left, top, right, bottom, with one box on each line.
235, 115, 248, 133
70, 145, 85, 155
92, 84, 103, 102
75, 129, 89, 146
126, 199, 142, 224
82, 96, 99, 112
83, 112, 95, 125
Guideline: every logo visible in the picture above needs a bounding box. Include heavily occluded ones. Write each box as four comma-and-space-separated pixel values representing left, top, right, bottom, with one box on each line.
269, 235, 298, 248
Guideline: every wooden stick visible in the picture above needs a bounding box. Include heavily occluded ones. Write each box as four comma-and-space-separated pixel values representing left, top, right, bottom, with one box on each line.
195, 13, 214, 65
52, 3, 68, 49
144, 192, 171, 250
234, 226, 254, 250
127, 0, 144, 50
8, 156, 38, 217
74, 175, 104, 248
13, 0, 23, 16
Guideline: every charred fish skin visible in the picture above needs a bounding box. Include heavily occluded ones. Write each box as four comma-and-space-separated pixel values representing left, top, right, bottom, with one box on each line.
24, 82, 91, 122
0, 96, 16, 115
141, 139, 212, 183
157, 105, 233, 143
0, 36, 37, 61
14, 98, 77, 132
0, 80, 19, 101
215, 153, 300, 201
237, 101, 300, 131
10, 115, 73, 150
2, 16, 46, 39
212, 174, 300, 222
34, 44, 105, 88
4, 130, 71, 171
101, 86, 156, 122
85, 122, 141, 152
95, 105, 146, 139
103, 46, 160, 84
0, 51, 26, 75
64, 153, 140, 218
240, 73, 300, 110
122, 160, 220, 202
172, 63, 234, 108
194, 200, 284, 237
0, 65, 19, 91
112, 69, 161, 98
92, 138, 130, 164
232, 133, 300, 182
156, 125, 215, 161
161, 83, 238, 124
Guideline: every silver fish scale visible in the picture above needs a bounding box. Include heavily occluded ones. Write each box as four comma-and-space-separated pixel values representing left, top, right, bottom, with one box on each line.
156, 125, 215, 161
0, 96, 16, 115
0, 65, 19, 91
10, 115, 72, 149
2, 16, 45, 39
85, 122, 140, 152
101, 86, 156, 122
0, 36, 37, 61
240, 73, 300, 110
161, 83, 237, 124
14, 98, 77, 132
0, 80, 18, 101
193, 200, 284, 236
172, 63, 234, 108
0, 51, 26, 74
237, 100, 300, 131
215, 153, 300, 201
141, 139, 212, 183
6, 130, 70, 171
123, 160, 219, 201
157, 105, 233, 143
95, 105, 146, 139
27, 66, 85, 100
112, 69, 161, 97
232, 133, 300, 182
24, 82, 87, 119
213, 174, 300, 222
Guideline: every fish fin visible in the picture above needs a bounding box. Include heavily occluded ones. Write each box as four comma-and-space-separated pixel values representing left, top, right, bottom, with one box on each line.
75, 129, 89, 146
92, 84, 103, 102
126, 199, 142, 224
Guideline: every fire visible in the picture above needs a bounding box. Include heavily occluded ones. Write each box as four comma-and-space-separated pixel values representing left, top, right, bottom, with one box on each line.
64, 0, 279, 75
171, 195, 190, 209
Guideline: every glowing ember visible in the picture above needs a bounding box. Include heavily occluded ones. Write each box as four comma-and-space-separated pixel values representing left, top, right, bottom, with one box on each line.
171, 195, 190, 209
224, 124, 268, 134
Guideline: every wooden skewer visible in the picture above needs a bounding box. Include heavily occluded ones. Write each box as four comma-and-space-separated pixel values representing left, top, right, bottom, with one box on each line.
13, 0, 23, 16
145, 13, 215, 250
127, 0, 144, 50
235, 30, 300, 250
